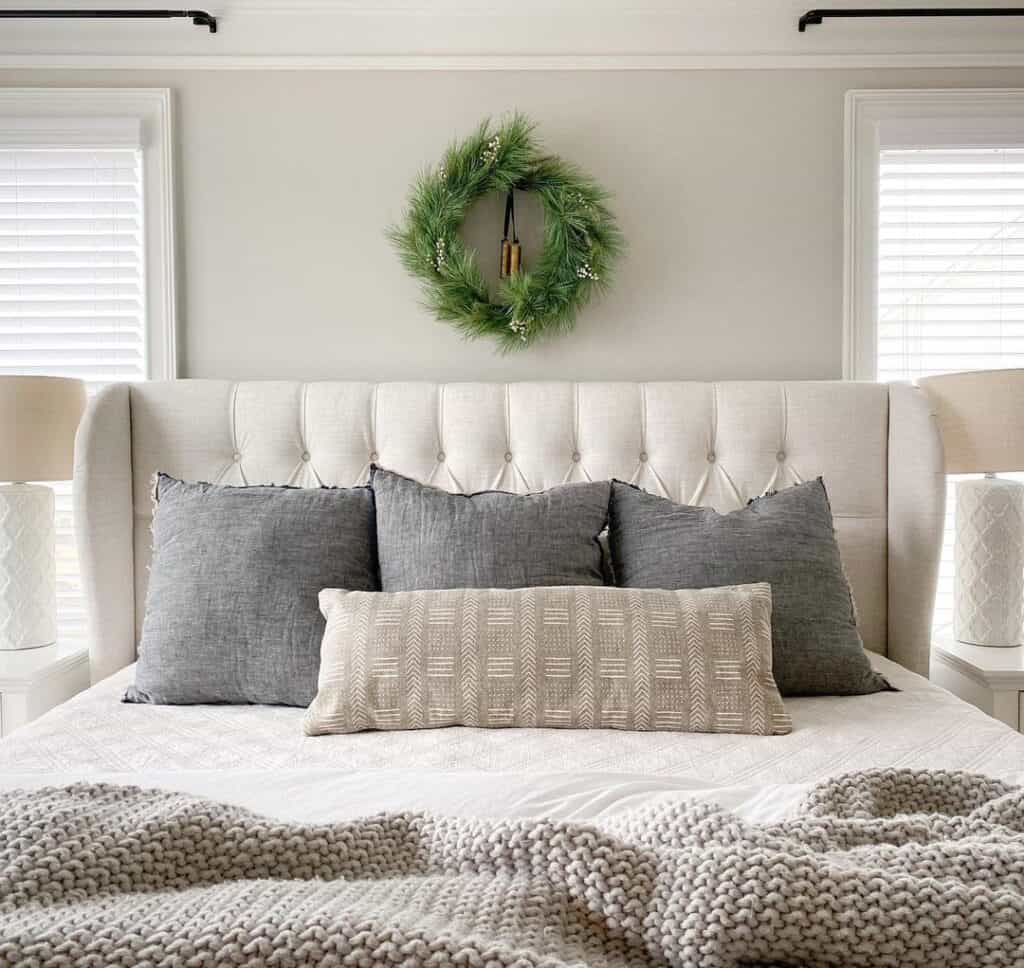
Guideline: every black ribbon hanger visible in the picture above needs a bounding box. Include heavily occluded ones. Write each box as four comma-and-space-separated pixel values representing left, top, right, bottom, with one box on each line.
500, 189, 522, 278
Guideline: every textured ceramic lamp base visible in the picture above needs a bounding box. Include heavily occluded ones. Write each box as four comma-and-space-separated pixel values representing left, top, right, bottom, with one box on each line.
954, 477, 1024, 647
0, 484, 56, 651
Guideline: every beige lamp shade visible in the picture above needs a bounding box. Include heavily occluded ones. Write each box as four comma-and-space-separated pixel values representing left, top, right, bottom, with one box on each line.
919, 368, 1024, 474
0, 375, 87, 482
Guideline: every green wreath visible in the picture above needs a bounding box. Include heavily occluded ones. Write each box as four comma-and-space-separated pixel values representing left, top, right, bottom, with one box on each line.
389, 114, 624, 351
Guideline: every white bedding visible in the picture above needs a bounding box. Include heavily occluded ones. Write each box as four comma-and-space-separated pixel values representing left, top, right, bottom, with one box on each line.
1, 653, 1022, 825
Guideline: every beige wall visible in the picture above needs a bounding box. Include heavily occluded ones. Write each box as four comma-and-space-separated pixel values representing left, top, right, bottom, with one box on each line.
4, 67, 1024, 382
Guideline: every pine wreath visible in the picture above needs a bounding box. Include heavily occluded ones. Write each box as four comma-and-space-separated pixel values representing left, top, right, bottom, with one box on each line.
389, 114, 624, 351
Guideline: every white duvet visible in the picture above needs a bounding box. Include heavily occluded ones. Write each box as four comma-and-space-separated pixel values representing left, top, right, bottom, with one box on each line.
1, 653, 1022, 825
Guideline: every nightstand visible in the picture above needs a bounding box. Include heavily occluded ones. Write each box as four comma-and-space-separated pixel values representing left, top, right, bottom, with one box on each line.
0, 642, 90, 737
931, 631, 1024, 732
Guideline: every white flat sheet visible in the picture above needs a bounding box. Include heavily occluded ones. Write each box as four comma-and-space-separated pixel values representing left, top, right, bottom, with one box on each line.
1, 654, 1022, 825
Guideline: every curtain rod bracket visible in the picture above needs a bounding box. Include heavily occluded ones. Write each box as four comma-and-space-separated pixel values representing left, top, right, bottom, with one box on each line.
189, 9, 216, 32
800, 7, 1024, 31
0, 9, 217, 33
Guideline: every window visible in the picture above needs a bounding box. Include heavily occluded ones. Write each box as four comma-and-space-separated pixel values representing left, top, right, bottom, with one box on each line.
845, 90, 1024, 630
0, 89, 175, 642
2, 147, 148, 384
877, 146, 1024, 383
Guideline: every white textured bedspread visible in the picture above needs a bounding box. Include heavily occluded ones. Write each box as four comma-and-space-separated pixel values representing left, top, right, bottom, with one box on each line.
1, 654, 1021, 825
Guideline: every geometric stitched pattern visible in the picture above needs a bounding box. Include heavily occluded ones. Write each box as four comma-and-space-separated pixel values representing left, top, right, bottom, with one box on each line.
305, 584, 791, 736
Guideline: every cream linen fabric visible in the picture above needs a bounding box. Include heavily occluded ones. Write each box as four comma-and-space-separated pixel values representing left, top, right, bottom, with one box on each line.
73, 380, 944, 683
304, 584, 791, 736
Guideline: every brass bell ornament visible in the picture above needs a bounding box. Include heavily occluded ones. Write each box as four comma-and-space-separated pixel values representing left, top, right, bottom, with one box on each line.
500, 189, 523, 278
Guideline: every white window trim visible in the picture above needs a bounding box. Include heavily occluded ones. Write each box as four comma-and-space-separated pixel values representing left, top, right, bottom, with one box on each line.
0, 88, 177, 379
843, 88, 1024, 380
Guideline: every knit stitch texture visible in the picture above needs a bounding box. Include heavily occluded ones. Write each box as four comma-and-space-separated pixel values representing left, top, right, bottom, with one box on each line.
1, 769, 1022, 967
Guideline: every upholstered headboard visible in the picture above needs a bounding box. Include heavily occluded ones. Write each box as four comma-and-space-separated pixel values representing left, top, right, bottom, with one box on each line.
73, 380, 945, 684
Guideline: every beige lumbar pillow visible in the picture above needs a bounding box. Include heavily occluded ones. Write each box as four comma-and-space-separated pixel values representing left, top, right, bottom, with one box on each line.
305, 584, 791, 737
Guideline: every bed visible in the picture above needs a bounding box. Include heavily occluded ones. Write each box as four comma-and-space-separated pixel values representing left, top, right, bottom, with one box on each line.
2, 650, 1023, 825
2, 377, 1021, 820
4, 379, 1024, 966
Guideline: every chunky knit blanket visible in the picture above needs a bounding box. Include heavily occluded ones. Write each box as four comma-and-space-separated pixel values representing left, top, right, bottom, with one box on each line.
1, 770, 1023, 967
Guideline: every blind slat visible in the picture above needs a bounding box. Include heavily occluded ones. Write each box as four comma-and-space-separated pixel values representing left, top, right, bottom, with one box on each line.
0, 320, 142, 330
0, 235, 140, 247
882, 243, 1024, 252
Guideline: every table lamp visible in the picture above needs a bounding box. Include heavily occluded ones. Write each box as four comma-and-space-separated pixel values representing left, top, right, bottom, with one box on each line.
0, 376, 86, 650
920, 368, 1024, 647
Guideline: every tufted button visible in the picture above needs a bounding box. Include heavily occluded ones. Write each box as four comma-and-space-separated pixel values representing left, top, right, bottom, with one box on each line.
437, 451, 446, 462
369, 451, 379, 462
301, 451, 310, 462
572, 452, 581, 462
504, 452, 513, 463
707, 451, 716, 463
639, 451, 648, 462
232, 452, 241, 462
777, 450, 786, 462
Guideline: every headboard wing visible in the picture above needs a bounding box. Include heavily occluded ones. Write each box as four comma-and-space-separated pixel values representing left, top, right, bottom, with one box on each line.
74, 380, 945, 684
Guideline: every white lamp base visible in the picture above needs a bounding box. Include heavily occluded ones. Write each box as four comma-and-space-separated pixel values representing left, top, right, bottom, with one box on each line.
954, 477, 1024, 647
0, 484, 56, 651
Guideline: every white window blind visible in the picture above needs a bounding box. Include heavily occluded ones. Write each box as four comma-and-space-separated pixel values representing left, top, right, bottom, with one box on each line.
0, 147, 146, 641
878, 146, 1024, 630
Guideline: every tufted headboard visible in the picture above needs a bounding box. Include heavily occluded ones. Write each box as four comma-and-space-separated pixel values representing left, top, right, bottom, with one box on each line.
73, 380, 945, 685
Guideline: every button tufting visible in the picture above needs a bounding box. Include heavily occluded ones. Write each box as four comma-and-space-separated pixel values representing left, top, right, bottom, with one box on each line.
504, 452, 513, 462
369, 451, 379, 462
777, 450, 786, 462
572, 452, 581, 462
707, 451, 716, 463
639, 451, 648, 462
437, 451, 446, 462
301, 452, 310, 462
232, 452, 241, 462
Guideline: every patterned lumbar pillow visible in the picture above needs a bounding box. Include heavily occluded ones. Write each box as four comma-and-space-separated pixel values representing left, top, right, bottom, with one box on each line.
608, 478, 889, 697
126, 474, 379, 707
304, 584, 791, 736
370, 466, 610, 591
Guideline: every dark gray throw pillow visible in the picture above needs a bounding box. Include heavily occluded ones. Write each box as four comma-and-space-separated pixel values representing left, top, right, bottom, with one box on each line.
608, 478, 889, 697
371, 466, 610, 591
126, 474, 378, 707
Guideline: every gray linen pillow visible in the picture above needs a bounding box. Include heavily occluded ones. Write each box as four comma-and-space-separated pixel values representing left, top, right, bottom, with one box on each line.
370, 466, 610, 591
125, 473, 378, 707
608, 478, 889, 697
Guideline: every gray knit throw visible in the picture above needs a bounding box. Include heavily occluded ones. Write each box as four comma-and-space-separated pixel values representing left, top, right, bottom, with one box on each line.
1, 769, 1023, 967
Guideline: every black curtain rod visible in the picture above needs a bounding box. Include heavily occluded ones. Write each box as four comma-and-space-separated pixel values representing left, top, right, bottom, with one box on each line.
800, 7, 1024, 30
0, 8, 216, 32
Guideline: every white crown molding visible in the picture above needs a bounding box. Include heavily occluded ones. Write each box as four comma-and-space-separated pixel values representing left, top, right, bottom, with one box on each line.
5, 1, 1024, 70
9, 53, 1024, 71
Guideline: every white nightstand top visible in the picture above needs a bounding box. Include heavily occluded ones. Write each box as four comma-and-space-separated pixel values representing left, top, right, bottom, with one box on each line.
933, 630, 1024, 688
0, 641, 88, 691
